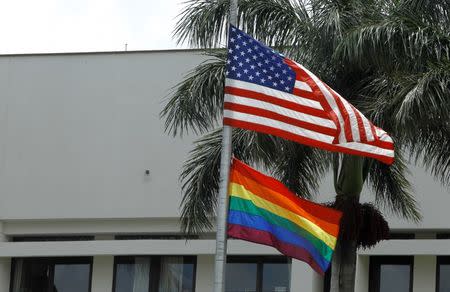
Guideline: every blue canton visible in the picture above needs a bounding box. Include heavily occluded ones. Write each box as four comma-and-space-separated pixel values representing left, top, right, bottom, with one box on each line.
226, 25, 296, 93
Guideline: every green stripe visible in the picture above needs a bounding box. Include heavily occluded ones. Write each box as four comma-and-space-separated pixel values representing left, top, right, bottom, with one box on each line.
229, 196, 333, 261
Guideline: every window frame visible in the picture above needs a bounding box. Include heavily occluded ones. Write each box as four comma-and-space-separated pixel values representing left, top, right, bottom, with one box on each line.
436, 256, 450, 292
369, 256, 414, 292
112, 255, 197, 292
9, 256, 93, 292
226, 256, 291, 292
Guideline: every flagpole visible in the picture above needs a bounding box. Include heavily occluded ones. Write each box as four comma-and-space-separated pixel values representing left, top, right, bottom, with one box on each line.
213, 0, 237, 291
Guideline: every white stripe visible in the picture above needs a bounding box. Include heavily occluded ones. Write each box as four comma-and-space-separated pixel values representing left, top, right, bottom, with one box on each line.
361, 114, 375, 141
224, 110, 335, 143
337, 142, 395, 158
225, 94, 337, 130
226, 78, 323, 110
225, 109, 393, 159
294, 63, 348, 143
328, 87, 361, 141
342, 99, 361, 141
375, 127, 393, 143
294, 80, 312, 92
333, 88, 376, 142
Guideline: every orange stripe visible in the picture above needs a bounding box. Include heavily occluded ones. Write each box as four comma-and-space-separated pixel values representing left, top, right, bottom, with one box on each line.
230, 167, 340, 237
232, 159, 343, 221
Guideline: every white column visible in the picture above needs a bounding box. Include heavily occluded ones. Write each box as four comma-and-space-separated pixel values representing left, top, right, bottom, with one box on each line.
0, 222, 10, 292
312, 271, 324, 292
355, 255, 369, 292
196, 255, 215, 291
91, 256, 114, 292
413, 256, 436, 292
290, 260, 314, 292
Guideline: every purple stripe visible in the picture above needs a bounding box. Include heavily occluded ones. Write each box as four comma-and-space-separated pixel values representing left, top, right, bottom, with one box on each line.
228, 223, 327, 275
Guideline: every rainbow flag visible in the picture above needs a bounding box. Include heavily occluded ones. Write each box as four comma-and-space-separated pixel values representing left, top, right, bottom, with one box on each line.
227, 158, 342, 275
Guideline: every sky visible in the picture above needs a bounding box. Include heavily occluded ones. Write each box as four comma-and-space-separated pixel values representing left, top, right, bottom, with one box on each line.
0, 0, 187, 54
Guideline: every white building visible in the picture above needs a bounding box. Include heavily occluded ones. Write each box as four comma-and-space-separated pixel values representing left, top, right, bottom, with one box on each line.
0, 50, 448, 292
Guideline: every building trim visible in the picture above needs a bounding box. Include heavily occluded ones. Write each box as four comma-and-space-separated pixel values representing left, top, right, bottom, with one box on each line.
0, 239, 280, 257
358, 240, 450, 255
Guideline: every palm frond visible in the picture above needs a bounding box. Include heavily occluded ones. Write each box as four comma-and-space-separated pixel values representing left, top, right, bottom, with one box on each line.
271, 143, 331, 200
367, 148, 421, 222
334, 1, 450, 72
395, 64, 450, 127
362, 63, 450, 131
174, 0, 230, 48
411, 122, 450, 188
179, 130, 223, 235
160, 50, 226, 136
238, 0, 310, 49
360, 63, 450, 188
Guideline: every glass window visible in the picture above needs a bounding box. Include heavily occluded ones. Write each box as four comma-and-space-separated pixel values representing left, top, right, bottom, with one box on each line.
262, 262, 290, 292
225, 256, 291, 292
226, 262, 258, 292
113, 256, 196, 292
437, 257, 450, 292
369, 256, 413, 292
10, 257, 92, 292
114, 257, 151, 292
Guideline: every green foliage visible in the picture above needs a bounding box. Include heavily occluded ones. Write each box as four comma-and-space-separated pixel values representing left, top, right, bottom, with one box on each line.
161, 50, 226, 136
162, 0, 449, 234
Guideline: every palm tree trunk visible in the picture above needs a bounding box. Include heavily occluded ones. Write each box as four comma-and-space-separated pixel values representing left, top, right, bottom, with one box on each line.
330, 239, 357, 292
330, 155, 364, 292
330, 241, 341, 291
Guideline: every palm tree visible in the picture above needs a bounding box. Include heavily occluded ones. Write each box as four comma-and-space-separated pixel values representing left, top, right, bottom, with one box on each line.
161, 0, 450, 291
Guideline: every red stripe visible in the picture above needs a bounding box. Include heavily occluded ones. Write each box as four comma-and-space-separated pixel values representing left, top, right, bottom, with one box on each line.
284, 59, 342, 144
231, 158, 343, 223
228, 224, 327, 275
223, 118, 394, 164
224, 102, 337, 137
352, 105, 368, 142
326, 85, 353, 142
370, 124, 378, 141
224, 86, 329, 119
292, 88, 318, 101
362, 138, 394, 149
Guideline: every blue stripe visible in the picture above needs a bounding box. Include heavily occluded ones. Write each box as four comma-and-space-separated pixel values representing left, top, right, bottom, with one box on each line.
228, 210, 330, 271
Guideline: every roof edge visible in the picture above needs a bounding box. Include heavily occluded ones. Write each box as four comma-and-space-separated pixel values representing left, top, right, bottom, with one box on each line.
0, 48, 209, 57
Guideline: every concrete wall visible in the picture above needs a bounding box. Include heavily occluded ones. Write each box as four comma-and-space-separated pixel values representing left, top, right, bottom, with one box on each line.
0, 50, 448, 292
0, 51, 205, 220
0, 50, 447, 225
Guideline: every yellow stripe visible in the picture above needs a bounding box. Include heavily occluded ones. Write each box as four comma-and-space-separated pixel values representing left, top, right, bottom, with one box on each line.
229, 182, 337, 248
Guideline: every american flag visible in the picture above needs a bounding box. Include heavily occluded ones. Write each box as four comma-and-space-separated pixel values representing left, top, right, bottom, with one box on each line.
224, 25, 394, 164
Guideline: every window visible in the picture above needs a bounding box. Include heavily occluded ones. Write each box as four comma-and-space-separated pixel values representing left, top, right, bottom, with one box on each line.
115, 234, 198, 240
369, 256, 413, 292
12, 236, 94, 242
113, 256, 196, 292
436, 234, 450, 239
388, 233, 415, 240
10, 257, 92, 292
226, 256, 291, 292
437, 256, 450, 292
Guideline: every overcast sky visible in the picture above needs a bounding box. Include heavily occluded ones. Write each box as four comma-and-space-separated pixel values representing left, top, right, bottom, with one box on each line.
0, 0, 187, 54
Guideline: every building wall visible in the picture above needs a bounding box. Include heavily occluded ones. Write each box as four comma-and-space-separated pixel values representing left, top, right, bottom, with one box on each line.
0, 51, 204, 220
0, 51, 448, 292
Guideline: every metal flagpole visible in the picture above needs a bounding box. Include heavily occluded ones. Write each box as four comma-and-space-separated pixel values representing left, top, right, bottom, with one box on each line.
213, 0, 237, 291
